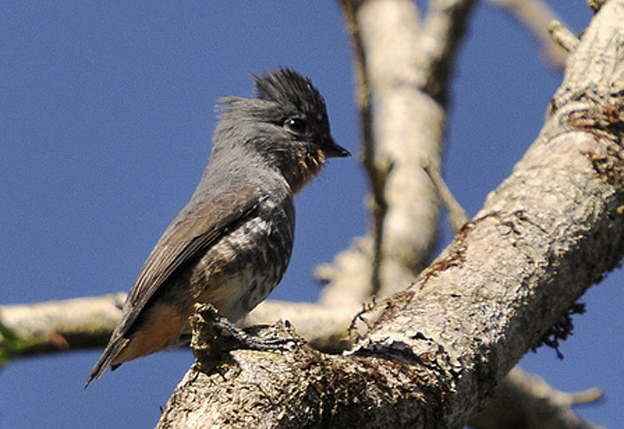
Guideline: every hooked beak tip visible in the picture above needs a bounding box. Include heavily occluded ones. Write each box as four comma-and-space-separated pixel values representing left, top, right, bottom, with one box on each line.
323, 138, 351, 158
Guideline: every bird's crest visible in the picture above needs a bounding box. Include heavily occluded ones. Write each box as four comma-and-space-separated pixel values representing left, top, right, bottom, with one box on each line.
253, 68, 328, 119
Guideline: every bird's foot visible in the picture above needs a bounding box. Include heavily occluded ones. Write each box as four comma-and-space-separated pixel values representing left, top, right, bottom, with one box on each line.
190, 303, 301, 371
217, 317, 298, 351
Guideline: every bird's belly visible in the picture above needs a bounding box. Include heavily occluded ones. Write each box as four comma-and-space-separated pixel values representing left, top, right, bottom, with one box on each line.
190, 212, 293, 323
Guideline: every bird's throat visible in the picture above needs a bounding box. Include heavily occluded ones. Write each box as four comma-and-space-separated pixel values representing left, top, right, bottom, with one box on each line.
284, 149, 326, 194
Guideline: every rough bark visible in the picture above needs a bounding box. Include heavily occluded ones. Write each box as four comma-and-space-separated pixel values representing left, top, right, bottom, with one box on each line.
156, 2, 624, 428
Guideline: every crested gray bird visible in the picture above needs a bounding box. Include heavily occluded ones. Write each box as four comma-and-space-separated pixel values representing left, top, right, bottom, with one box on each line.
85, 68, 350, 388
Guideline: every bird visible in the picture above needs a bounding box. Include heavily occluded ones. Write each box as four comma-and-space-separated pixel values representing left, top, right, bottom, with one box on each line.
85, 68, 350, 388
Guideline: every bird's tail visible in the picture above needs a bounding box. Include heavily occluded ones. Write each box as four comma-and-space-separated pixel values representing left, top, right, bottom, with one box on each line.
84, 337, 128, 389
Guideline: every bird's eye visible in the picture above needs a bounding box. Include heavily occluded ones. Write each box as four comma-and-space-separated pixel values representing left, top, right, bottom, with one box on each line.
284, 117, 307, 135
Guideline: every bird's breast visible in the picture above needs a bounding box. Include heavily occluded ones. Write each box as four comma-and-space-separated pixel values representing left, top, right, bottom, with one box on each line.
189, 196, 295, 322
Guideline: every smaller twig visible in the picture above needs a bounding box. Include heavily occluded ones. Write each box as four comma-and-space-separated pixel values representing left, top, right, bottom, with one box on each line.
549, 20, 580, 53
488, 0, 570, 67
472, 366, 606, 429
339, 0, 388, 296
367, 159, 392, 296
565, 387, 605, 406
421, 154, 468, 233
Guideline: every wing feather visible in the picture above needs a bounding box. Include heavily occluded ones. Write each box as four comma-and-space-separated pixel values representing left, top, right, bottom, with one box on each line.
120, 186, 262, 336
85, 187, 263, 387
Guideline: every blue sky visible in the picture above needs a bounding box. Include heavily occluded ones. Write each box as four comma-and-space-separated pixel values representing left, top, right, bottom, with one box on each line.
1, 2, 621, 428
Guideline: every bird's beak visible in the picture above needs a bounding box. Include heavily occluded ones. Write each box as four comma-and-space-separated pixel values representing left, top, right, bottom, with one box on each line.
322, 137, 351, 158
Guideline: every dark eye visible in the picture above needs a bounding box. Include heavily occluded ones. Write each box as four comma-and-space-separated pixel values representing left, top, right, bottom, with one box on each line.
284, 117, 307, 135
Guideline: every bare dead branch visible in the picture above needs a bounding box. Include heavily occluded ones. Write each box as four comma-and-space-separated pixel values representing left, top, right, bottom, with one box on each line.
0, 294, 124, 360
549, 20, 581, 53
471, 367, 606, 429
157, 2, 624, 427
487, 0, 572, 67
420, 153, 469, 233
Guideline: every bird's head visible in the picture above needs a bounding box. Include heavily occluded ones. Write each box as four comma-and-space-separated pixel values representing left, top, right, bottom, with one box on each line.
214, 68, 350, 193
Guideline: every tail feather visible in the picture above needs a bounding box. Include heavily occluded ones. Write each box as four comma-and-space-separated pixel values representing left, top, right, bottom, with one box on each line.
84, 337, 128, 389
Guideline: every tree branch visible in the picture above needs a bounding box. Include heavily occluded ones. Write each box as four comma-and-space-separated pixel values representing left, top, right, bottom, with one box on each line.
0, 294, 124, 360
320, 0, 477, 312
0, 295, 360, 360
487, 0, 572, 67
156, 2, 624, 426
471, 367, 605, 429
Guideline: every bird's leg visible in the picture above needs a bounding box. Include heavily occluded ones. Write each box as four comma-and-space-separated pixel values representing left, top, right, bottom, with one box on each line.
217, 316, 300, 351
191, 303, 299, 360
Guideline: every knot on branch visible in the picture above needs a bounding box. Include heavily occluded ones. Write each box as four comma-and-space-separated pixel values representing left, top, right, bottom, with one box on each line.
551, 88, 624, 141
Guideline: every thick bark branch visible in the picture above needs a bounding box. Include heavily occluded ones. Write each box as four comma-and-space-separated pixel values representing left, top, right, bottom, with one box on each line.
156, 2, 624, 427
